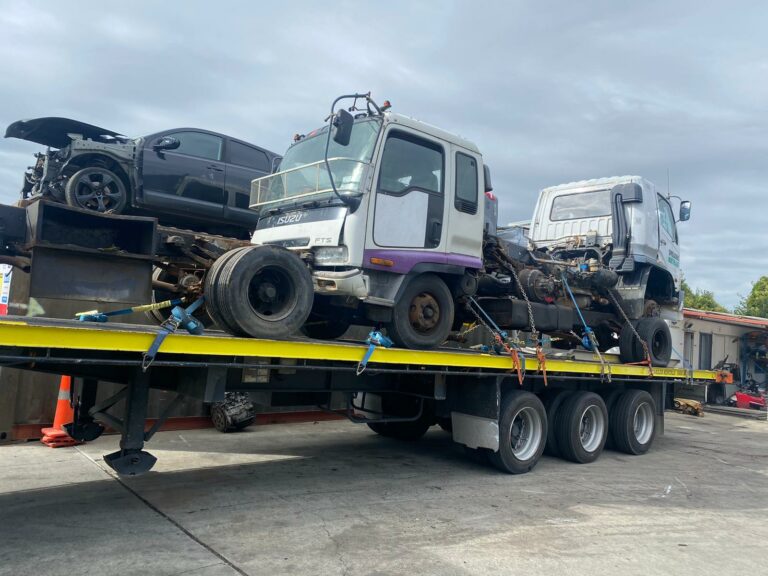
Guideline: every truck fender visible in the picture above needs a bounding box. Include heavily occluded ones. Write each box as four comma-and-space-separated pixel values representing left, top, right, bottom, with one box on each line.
615, 264, 676, 318
393, 263, 467, 303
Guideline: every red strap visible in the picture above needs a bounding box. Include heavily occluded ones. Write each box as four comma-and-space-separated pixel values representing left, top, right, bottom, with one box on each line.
495, 333, 524, 386
536, 345, 548, 387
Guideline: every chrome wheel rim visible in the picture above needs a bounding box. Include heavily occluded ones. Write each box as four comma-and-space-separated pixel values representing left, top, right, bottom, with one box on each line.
509, 406, 543, 461
579, 404, 605, 453
633, 401, 654, 444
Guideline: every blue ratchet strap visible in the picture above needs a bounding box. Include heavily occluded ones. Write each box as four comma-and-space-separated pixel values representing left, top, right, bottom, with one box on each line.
142, 296, 206, 372
356, 330, 393, 375
560, 272, 596, 350
561, 273, 612, 380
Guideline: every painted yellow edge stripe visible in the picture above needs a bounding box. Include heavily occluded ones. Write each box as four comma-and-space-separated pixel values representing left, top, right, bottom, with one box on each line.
0, 320, 720, 381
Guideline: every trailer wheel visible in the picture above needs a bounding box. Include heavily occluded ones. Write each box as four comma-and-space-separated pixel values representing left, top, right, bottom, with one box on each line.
544, 390, 573, 457
488, 390, 547, 474
65, 167, 127, 214
601, 389, 624, 449
609, 389, 656, 455
555, 391, 608, 464
209, 245, 313, 339
387, 274, 454, 350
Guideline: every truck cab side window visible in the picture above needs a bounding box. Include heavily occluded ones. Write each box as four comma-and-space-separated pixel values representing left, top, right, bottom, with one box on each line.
455, 152, 478, 214
166, 131, 223, 161
658, 196, 677, 241
378, 132, 443, 195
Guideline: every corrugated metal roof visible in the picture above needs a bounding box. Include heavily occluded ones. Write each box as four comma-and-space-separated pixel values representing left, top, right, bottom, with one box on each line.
683, 308, 768, 330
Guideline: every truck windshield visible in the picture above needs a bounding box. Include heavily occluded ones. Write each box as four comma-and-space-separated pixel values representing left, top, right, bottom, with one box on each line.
250, 118, 381, 213
549, 189, 611, 221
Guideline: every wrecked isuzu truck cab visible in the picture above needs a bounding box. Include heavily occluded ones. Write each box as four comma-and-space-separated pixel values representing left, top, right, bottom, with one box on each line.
525, 176, 691, 363
202, 93, 691, 366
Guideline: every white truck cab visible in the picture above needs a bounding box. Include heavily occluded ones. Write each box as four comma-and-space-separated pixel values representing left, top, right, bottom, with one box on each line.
530, 176, 682, 293
250, 109, 487, 309
529, 176, 690, 319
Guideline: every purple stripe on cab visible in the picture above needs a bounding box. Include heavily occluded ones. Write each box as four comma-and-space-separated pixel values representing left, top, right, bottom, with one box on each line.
363, 249, 482, 275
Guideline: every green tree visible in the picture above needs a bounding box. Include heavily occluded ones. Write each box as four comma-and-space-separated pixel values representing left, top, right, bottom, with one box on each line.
681, 278, 728, 312
735, 276, 768, 318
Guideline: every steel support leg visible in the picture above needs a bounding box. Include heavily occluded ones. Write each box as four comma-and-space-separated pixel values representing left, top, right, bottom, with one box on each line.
64, 378, 105, 442
103, 369, 157, 476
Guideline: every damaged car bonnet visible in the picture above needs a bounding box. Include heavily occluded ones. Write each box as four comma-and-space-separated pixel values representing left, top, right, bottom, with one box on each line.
5, 117, 128, 149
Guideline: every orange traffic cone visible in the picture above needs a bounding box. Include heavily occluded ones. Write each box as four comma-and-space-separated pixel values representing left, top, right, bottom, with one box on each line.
40, 376, 81, 448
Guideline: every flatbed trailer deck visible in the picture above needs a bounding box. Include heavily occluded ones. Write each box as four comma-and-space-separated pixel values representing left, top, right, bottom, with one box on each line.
0, 316, 729, 476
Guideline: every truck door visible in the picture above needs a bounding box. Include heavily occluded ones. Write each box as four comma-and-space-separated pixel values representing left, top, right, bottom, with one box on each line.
141, 130, 226, 218
656, 194, 681, 281
371, 129, 445, 251
444, 147, 482, 258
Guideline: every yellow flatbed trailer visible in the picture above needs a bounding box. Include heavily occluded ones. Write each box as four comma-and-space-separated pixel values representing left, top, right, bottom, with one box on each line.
0, 316, 730, 476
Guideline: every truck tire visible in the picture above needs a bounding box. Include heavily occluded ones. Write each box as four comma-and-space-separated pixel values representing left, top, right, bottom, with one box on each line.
204, 247, 253, 336
609, 389, 656, 455
387, 274, 454, 350
488, 390, 547, 474
208, 245, 313, 339
618, 320, 641, 363
619, 317, 672, 367
65, 167, 127, 214
635, 317, 672, 367
601, 389, 624, 449
554, 391, 608, 464
544, 390, 573, 457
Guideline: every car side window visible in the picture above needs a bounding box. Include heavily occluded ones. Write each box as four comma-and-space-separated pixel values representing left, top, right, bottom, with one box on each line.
658, 195, 677, 240
455, 152, 478, 214
229, 141, 270, 171
166, 132, 223, 161
378, 131, 443, 195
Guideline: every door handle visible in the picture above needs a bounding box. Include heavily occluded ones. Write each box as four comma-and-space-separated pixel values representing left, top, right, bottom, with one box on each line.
206, 164, 224, 172
429, 220, 442, 244
660, 239, 667, 246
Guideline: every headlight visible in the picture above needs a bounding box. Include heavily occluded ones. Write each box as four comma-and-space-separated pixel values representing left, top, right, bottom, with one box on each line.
314, 246, 348, 265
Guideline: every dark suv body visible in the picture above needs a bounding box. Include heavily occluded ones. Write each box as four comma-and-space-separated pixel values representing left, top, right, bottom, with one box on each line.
6, 117, 280, 237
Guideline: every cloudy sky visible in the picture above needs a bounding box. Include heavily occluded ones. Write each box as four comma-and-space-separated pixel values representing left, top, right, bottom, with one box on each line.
1, 1, 765, 308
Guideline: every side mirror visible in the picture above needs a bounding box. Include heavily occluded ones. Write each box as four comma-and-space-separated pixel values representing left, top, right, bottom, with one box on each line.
332, 109, 353, 146
679, 200, 691, 222
483, 164, 493, 192
152, 136, 180, 151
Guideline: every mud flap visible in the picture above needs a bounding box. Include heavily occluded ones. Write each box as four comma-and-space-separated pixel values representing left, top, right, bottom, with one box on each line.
446, 376, 502, 451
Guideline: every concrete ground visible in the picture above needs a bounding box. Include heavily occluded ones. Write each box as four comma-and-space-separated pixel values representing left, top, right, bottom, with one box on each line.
0, 412, 766, 576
